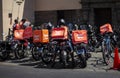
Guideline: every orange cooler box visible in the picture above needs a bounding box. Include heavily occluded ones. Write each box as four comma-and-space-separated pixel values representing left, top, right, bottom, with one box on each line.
33, 29, 49, 43
51, 26, 68, 40
72, 30, 88, 44
100, 23, 113, 34
14, 29, 24, 40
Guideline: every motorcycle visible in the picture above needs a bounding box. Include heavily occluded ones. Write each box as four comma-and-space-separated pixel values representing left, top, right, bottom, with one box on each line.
48, 25, 75, 68
72, 30, 90, 68
49, 39, 74, 68
0, 29, 16, 60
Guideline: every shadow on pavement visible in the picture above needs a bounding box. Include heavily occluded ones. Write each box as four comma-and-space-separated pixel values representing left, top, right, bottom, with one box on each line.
0, 53, 120, 71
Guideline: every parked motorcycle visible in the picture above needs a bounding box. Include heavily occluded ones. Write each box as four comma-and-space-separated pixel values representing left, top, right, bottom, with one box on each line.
0, 29, 15, 60
32, 28, 50, 63
72, 30, 89, 68
48, 25, 75, 68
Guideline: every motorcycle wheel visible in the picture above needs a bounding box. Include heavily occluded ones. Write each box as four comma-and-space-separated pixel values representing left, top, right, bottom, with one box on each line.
41, 47, 53, 64
31, 46, 41, 61
0, 49, 9, 61
15, 44, 25, 59
70, 52, 75, 68
61, 50, 68, 67
79, 54, 87, 68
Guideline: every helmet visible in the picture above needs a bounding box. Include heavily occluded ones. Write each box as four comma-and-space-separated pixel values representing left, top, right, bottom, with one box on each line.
60, 19, 65, 23
48, 22, 52, 27
59, 19, 66, 26
47, 22, 53, 29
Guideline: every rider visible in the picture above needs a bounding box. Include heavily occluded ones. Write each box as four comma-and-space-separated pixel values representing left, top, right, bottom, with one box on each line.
58, 19, 66, 26
47, 22, 54, 30
58, 19, 74, 53
78, 23, 92, 59
23, 18, 31, 28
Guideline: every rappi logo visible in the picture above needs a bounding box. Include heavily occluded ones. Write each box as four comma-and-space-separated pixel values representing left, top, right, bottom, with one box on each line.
102, 26, 108, 31
54, 31, 63, 35
77, 34, 84, 39
34, 35, 39, 40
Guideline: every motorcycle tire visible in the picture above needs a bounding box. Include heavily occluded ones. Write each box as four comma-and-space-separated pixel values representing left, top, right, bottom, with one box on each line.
31, 47, 41, 61
70, 52, 75, 68
14, 44, 25, 59
0, 50, 9, 61
79, 54, 87, 68
41, 47, 53, 64
61, 50, 68, 68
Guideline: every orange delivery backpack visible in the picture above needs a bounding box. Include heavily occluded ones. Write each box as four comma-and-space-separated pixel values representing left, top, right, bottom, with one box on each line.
33, 29, 49, 43
14, 29, 24, 40
100, 23, 113, 34
51, 26, 68, 40
72, 30, 88, 44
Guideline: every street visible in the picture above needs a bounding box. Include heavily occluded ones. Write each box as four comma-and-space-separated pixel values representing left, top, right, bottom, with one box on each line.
0, 63, 120, 78
0, 52, 120, 78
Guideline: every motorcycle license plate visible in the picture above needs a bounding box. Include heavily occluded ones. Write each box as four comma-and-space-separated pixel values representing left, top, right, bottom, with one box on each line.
77, 49, 84, 54
38, 47, 43, 53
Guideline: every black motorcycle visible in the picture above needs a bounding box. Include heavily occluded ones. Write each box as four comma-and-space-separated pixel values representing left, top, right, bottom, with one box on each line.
48, 39, 74, 68
73, 43, 87, 68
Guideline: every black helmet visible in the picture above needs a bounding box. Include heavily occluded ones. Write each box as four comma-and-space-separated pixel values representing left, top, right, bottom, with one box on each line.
47, 22, 53, 30
14, 19, 18, 23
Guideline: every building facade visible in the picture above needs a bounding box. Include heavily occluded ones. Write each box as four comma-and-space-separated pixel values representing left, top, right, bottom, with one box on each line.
81, 0, 120, 26
35, 0, 120, 35
0, 0, 34, 40
81, 0, 120, 34
0, 0, 120, 39
34, 0, 82, 26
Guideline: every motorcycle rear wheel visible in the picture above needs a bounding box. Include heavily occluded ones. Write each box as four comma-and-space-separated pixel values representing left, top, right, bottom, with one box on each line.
79, 54, 87, 68
31, 47, 41, 61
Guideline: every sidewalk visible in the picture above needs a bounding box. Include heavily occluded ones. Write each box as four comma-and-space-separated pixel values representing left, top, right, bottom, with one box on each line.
86, 51, 120, 72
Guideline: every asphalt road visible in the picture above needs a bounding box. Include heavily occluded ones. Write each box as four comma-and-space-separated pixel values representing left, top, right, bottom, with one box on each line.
0, 52, 120, 78
0, 62, 120, 78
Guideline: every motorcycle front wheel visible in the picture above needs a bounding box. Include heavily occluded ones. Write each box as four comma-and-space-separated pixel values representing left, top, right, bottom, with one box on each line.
15, 44, 25, 59
0, 49, 9, 61
31, 46, 41, 61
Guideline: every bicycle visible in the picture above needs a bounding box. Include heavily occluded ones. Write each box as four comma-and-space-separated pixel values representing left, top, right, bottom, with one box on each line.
101, 32, 115, 65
